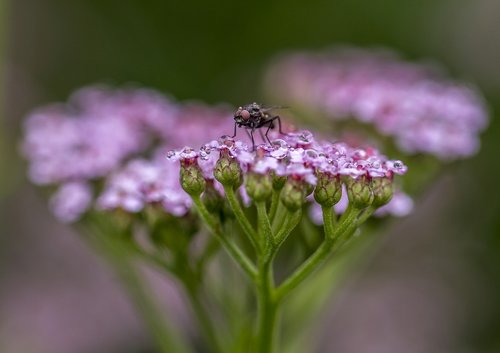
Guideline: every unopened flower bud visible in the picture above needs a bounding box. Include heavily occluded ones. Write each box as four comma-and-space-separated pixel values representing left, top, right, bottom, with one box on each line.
180, 163, 206, 196
214, 149, 242, 188
281, 178, 307, 211
245, 172, 273, 202
314, 172, 342, 207
346, 176, 373, 209
371, 177, 393, 207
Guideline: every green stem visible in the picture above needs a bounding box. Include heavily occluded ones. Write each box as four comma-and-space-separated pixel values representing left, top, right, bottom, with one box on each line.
224, 186, 259, 252
91, 234, 190, 353
275, 239, 332, 302
271, 209, 302, 257
255, 195, 281, 353
256, 260, 278, 353
274, 206, 361, 301
192, 195, 257, 280
322, 205, 336, 240
256, 201, 273, 252
356, 205, 376, 226
272, 201, 286, 233
269, 189, 281, 223
330, 206, 338, 226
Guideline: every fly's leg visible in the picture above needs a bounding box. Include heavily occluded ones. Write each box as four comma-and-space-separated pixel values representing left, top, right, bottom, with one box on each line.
250, 128, 256, 151
274, 115, 286, 135
245, 129, 256, 151
259, 128, 267, 144
231, 122, 237, 138
264, 115, 286, 144
263, 121, 274, 145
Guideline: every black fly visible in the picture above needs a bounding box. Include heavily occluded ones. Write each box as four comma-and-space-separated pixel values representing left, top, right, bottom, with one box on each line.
231, 102, 287, 150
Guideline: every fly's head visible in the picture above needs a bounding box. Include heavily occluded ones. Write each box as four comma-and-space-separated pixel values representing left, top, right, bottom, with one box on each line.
234, 102, 263, 127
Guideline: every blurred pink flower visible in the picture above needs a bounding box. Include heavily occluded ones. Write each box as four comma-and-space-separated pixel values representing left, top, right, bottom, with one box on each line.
50, 182, 92, 223
21, 85, 236, 222
266, 48, 488, 159
97, 157, 191, 216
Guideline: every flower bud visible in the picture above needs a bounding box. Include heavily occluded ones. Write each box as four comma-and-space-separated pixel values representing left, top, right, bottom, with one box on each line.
346, 176, 373, 209
314, 172, 342, 207
180, 162, 206, 196
245, 172, 273, 202
214, 149, 243, 188
281, 178, 307, 212
371, 177, 393, 207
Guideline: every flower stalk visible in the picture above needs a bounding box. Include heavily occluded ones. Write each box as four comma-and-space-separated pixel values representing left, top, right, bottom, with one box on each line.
256, 257, 278, 353
275, 205, 361, 302
191, 195, 257, 280
224, 185, 259, 252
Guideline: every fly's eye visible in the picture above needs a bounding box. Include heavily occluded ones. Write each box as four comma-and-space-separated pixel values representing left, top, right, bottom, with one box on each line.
241, 110, 250, 120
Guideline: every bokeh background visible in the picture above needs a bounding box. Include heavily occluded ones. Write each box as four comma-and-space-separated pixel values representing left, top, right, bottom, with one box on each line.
1, 1, 500, 352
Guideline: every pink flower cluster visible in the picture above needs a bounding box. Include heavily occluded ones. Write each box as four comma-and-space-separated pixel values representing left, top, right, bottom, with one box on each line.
190, 130, 407, 180
22, 85, 232, 222
266, 48, 488, 159
96, 158, 190, 216
168, 130, 409, 216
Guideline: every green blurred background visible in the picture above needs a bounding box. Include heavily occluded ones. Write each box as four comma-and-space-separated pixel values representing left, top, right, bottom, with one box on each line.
1, 1, 500, 352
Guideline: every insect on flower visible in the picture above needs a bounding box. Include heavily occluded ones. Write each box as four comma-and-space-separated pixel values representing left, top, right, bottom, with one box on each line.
232, 102, 287, 150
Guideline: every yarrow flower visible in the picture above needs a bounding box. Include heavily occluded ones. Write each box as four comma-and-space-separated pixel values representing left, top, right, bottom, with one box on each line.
22, 103, 148, 185
169, 130, 408, 213
96, 157, 191, 216
266, 47, 489, 159
22, 85, 233, 222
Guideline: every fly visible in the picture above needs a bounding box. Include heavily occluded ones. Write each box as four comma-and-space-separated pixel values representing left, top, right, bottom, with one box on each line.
231, 102, 287, 150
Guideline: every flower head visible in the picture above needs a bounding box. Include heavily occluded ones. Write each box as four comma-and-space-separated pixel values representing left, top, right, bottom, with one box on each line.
21, 85, 235, 222
266, 48, 488, 159
169, 130, 408, 212
175, 131, 407, 184
22, 104, 147, 184
21, 86, 182, 185
97, 157, 192, 216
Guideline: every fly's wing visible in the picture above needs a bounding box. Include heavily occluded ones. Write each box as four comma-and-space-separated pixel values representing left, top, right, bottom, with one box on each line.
260, 105, 289, 114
